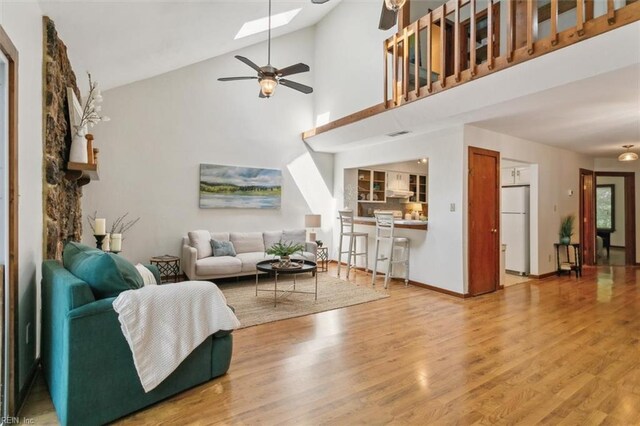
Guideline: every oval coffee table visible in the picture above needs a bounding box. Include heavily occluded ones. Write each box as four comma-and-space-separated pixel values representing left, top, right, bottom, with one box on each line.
256, 259, 318, 307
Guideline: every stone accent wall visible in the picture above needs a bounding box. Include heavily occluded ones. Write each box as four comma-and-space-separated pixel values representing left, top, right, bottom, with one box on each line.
43, 17, 83, 260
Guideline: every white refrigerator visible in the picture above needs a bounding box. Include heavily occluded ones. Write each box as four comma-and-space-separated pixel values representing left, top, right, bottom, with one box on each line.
501, 186, 530, 275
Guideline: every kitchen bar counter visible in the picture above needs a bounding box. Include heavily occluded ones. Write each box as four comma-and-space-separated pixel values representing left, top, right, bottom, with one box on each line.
353, 216, 428, 230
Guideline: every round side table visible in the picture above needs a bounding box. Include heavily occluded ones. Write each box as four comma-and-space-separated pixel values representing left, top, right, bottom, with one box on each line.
149, 255, 181, 283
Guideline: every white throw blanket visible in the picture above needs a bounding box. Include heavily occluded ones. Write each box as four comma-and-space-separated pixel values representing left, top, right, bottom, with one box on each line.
113, 281, 241, 392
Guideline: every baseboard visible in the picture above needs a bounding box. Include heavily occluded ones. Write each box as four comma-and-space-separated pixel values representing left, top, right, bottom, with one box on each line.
528, 271, 557, 279
17, 358, 40, 416
329, 261, 468, 298
408, 280, 468, 298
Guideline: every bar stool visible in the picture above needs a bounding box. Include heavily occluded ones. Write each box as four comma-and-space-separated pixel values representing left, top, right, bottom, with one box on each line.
337, 210, 369, 278
372, 212, 410, 288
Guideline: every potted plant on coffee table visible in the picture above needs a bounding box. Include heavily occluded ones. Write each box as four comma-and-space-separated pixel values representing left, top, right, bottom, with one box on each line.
266, 240, 306, 267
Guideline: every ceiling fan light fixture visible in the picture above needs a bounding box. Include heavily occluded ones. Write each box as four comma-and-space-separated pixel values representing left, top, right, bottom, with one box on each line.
259, 76, 278, 97
618, 145, 638, 162
384, 0, 406, 11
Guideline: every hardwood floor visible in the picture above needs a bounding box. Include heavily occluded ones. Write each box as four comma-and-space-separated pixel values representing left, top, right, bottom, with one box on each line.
20, 265, 640, 425
598, 247, 627, 267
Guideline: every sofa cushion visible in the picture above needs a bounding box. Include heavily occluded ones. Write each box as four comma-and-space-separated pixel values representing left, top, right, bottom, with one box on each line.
236, 252, 274, 273
230, 232, 265, 254
292, 252, 316, 262
210, 232, 230, 242
263, 231, 282, 252
282, 229, 306, 245
211, 240, 236, 257
188, 230, 213, 260
63, 242, 143, 299
195, 256, 242, 276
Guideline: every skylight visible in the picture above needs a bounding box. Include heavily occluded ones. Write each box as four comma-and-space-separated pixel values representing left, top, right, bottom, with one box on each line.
235, 8, 301, 39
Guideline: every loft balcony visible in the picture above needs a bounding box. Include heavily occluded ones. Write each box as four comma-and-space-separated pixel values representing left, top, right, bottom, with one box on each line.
303, 0, 640, 143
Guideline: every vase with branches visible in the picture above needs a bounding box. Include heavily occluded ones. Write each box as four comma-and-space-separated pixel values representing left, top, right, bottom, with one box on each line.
75, 72, 110, 136
70, 72, 110, 163
88, 212, 140, 241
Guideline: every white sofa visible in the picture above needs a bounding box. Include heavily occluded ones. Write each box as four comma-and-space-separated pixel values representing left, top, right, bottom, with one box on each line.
182, 229, 317, 281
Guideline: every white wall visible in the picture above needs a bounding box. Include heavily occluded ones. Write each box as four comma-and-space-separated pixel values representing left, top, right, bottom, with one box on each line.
312, 1, 394, 125
0, 0, 43, 396
594, 157, 640, 263
596, 176, 625, 247
372, 159, 429, 175
464, 125, 593, 279
335, 126, 466, 294
83, 27, 334, 264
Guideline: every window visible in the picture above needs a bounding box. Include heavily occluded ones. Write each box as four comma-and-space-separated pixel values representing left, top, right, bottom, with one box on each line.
596, 184, 615, 232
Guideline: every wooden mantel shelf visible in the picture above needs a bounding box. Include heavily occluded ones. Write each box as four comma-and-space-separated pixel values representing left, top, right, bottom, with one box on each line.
66, 162, 99, 186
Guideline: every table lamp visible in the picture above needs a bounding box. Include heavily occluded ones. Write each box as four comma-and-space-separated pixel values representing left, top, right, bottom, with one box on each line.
412, 203, 423, 220
305, 214, 321, 242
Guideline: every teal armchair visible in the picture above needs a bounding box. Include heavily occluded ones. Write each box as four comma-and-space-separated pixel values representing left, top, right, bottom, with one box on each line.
41, 260, 233, 426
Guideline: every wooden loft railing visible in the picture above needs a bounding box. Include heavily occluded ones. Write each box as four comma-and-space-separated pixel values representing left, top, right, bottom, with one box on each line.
303, 0, 640, 141
383, 0, 639, 108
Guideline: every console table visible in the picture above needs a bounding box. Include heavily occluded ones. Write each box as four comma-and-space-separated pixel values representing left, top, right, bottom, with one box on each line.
554, 243, 582, 278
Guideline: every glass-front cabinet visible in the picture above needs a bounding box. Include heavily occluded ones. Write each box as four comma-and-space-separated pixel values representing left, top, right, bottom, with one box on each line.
408, 174, 428, 202
357, 169, 387, 203
418, 175, 427, 202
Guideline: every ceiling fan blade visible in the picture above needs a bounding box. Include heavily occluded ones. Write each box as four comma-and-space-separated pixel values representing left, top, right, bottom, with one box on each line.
311, 0, 330, 3
279, 79, 313, 94
218, 76, 258, 81
277, 63, 310, 77
259, 90, 266, 98
235, 55, 262, 73
378, 1, 398, 30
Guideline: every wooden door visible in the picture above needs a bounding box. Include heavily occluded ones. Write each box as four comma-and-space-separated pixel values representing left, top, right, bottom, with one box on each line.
468, 147, 500, 296
580, 169, 596, 266
624, 173, 636, 265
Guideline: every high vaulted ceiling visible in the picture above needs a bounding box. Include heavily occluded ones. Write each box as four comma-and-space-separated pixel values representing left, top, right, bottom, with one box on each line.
38, 0, 341, 90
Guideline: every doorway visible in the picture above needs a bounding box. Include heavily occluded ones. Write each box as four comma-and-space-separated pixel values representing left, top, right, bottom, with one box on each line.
594, 172, 636, 266
0, 25, 19, 418
468, 147, 500, 296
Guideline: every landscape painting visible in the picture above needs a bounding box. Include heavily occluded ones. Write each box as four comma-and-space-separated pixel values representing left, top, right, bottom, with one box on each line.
199, 164, 282, 209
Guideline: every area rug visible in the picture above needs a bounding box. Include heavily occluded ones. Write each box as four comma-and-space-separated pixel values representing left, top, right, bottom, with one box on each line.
218, 274, 389, 328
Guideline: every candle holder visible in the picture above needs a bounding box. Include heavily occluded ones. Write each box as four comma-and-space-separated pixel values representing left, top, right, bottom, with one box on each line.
110, 250, 121, 255
94, 234, 106, 250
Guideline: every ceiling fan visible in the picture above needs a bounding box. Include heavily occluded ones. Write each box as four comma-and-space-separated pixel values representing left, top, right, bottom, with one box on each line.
312, 0, 406, 31
218, 0, 313, 98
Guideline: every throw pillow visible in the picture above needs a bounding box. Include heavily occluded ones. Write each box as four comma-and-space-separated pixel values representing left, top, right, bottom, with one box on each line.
63, 241, 144, 299
211, 240, 237, 257
135, 264, 158, 286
